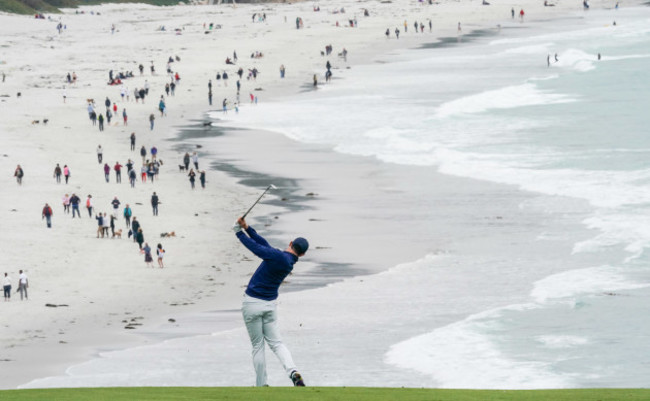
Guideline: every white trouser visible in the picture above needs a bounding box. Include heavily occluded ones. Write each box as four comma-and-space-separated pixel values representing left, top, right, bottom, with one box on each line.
241, 294, 296, 386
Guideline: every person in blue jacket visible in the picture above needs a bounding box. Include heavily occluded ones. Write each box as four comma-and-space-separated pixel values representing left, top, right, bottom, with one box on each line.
233, 216, 308, 388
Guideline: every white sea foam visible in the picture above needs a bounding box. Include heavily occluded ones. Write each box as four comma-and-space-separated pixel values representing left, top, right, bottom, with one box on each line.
434, 83, 576, 119
385, 305, 573, 389
572, 213, 650, 262
536, 335, 589, 349
530, 266, 650, 304
552, 48, 596, 72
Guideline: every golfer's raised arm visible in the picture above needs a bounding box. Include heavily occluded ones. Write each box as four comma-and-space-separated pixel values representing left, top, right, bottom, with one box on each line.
235, 227, 281, 260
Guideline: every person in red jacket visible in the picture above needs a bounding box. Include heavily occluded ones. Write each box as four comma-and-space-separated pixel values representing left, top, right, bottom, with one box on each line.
114, 161, 123, 183
42, 203, 53, 228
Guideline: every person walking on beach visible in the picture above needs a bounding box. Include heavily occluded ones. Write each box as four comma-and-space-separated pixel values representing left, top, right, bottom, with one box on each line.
86, 194, 93, 217
151, 146, 158, 161
103, 163, 110, 183
53, 164, 62, 183
130, 132, 136, 151
111, 196, 121, 218
114, 161, 123, 183
141, 164, 147, 182
149, 113, 155, 130
123, 108, 128, 125
17, 270, 28, 301
156, 244, 165, 268
140, 146, 147, 163
62, 194, 70, 214
102, 212, 110, 238
183, 153, 190, 171
70, 193, 81, 218
42, 203, 53, 228
233, 216, 308, 387
97, 145, 103, 163
151, 192, 159, 216
63, 165, 70, 184
136, 227, 144, 250
124, 204, 132, 228
131, 217, 140, 242
143, 243, 154, 267
95, 212, 104, 238
159, 97, 166, 117
14, 165, 23, 185
200, 170, 206, 189
188, 169, 196, 189
110, 214, 116, 237
192, 152, 199, 169
3, 273, 11, 301
129, 168, 137, 188
98, 113, 104, 131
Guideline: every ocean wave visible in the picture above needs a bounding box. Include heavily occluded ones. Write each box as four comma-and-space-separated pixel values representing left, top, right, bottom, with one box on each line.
530, 265, 650, 304
434, 83, 576, 119
384, 303, 573, 389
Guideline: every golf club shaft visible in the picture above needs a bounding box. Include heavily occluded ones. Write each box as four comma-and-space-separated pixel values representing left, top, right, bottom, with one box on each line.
241, 185, 273, 219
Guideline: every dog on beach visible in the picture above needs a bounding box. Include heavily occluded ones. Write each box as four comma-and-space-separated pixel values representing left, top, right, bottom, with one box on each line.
160, 231, 176, 238
178, 164, 186, 172
113, 229, 122, 239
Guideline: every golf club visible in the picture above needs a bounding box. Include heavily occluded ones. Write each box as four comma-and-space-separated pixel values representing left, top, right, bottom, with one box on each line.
233, 184, 277, 230
242, 184, 277, 219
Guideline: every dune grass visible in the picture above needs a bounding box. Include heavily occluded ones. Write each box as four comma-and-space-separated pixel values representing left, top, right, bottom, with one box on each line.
1, 387, 649, 401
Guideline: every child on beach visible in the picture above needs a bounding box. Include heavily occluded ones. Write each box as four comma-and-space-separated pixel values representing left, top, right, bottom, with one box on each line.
156, 244, 165, 268
62, 194, 70, 213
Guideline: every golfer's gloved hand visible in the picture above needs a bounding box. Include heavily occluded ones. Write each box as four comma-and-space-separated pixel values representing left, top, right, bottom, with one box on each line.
232, 221, 243, 233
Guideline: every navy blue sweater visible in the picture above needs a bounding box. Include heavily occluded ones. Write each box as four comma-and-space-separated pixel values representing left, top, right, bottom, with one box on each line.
236, 226, 298, 301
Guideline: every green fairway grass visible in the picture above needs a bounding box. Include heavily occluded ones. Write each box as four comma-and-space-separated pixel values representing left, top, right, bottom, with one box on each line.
1, 387, 649, 401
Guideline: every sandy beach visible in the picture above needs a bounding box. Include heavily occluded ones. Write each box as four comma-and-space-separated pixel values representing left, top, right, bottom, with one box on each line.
0, 0, 645, 389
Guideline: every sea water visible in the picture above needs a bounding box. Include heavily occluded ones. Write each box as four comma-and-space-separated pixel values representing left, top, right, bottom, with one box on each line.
22, 7, 650, 389
212, 7, 650, 388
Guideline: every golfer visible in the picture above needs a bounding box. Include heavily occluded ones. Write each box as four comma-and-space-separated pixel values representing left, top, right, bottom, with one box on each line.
234, 216, 308, 387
